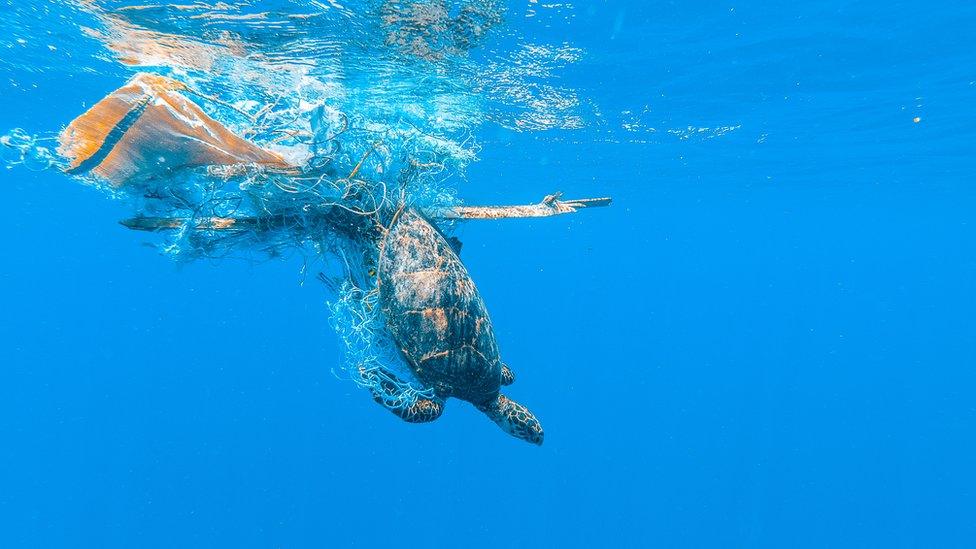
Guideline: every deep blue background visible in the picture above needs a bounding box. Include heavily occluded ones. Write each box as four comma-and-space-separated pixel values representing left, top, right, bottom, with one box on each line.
2, 1, 975, 547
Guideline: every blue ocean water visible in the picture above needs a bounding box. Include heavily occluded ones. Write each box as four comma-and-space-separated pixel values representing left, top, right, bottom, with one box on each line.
1, 1, 975, 547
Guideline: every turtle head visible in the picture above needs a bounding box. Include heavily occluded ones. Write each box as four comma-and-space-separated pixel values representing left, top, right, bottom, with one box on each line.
477, 394, 544, 445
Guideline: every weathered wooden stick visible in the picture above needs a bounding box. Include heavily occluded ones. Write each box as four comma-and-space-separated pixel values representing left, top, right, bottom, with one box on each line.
119, 193, 612, 232
121, 216, 256, 232
430, 192, 612, 220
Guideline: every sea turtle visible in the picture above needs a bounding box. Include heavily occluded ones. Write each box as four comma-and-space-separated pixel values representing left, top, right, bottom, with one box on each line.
367, 206, 544, 445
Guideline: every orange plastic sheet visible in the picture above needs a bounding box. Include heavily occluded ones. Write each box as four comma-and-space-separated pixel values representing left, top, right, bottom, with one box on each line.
58, 73, 292, 187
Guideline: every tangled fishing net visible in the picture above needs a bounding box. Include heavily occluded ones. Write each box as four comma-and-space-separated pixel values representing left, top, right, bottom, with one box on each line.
326, 276, 436, 404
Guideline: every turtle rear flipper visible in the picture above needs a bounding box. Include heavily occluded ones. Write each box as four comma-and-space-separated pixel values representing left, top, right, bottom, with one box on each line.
500, 364, 515, 386
378, 394, 444, 424
360, 368, 444, 424
477, 394, 544, 445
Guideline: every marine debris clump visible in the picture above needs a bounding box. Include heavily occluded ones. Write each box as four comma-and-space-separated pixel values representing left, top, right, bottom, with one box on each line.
3, 1, 609, 444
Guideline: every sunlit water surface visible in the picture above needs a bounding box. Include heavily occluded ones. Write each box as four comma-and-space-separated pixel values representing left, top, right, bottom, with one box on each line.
1, 1, 975, 547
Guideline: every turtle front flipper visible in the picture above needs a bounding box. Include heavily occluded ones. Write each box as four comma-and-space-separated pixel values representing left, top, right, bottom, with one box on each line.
476, 394, 544, 445
360, 368, 445, 424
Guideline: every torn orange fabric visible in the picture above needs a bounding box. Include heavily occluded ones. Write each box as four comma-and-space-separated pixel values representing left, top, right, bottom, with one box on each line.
58, 73, 292, 187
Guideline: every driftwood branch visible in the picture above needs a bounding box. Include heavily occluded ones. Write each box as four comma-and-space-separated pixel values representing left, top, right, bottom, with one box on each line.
430, 192, 612, 220
119, 193, 612, 233
121, 216, 260, 231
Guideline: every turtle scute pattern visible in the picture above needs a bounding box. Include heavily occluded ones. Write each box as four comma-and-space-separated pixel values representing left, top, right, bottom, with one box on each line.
379, 208, 501, 404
